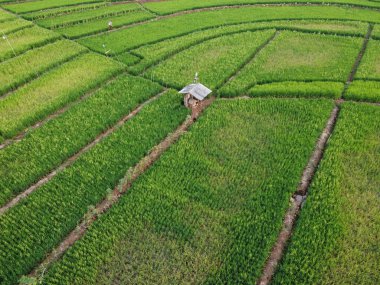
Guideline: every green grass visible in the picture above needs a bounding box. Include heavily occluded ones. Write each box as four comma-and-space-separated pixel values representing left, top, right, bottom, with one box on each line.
2, 0, 105, 14
0, 18, 33, 34
219, 31, 362, 95
0, 40, 87, 96
0, 91, 189, 285
355, 39, 380, 80
273, 102, 380, 285
78, 6, 380, 54
144, 30, 276, 89
345, 80, 380, 102
0, 53, 123, 140
247, 81, 344, 99
0, 75, 162, 206
0, 26, 59, 62
127, 20, 366, 74
36, 3, 139, 29
23, 2, 107, 20
56, 10, 153, 39
43, 98, 333, 284
142, 0, 380, 14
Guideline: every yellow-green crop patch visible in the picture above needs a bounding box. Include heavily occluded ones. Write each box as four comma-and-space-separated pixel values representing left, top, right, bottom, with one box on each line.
373, 24, 380, 39
219, 31, 362, 96
0, 53, 123, 140
56, 10, 154, 39
126, 20, 367, 74
0, 17, 33, 34
0, 40, 87, 96
144, 30, 275, 90
248, 81, 344, 99
355, 39, 380, 80
0, 7, 13, 22
274, 102, 380, 285
0, 25, 59, 62
345, 80, 380, 102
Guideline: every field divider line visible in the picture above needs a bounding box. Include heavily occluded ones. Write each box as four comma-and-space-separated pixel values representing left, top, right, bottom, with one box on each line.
257, 104, 340, 285
216, 30, 279, 93
78, 2, 380, 40
341, 23, 373, 98
0, 72, 124, 151
0, 89, 168, 216
0, 49, 88, 101
28, 96, 215, 280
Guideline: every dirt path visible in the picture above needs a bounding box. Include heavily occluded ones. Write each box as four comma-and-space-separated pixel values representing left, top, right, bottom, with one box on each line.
257, 105, 340, 285
0, 90, 167, 216
28, 96, 215, 280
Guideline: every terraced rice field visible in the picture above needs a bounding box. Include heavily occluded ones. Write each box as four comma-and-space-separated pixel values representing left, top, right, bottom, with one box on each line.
0, 0, 378, 284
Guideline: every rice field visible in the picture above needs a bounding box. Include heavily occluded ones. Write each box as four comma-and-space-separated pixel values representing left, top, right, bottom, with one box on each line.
0, 0, 378, 284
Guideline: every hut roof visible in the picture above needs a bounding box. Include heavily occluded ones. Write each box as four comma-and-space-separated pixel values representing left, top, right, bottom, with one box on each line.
179, 83, 212, 101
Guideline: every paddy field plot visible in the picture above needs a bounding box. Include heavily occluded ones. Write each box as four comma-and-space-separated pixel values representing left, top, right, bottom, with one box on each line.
0, 0, 379, 284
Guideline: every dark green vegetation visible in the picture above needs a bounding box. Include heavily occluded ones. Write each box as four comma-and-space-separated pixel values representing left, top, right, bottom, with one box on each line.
346, 80, 380, 102
43, 99, 333, 284
274, 103, 380, 284
0, 0, 379, 284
